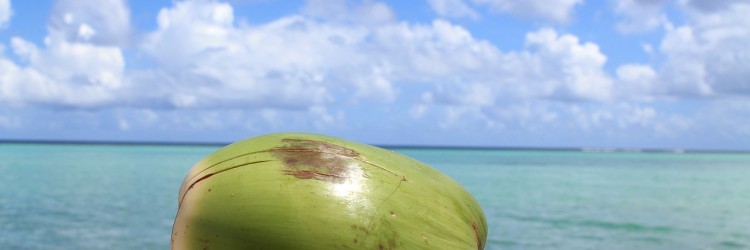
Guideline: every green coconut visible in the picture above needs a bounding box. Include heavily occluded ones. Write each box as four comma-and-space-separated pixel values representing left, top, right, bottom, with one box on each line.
172, 133, 487, 249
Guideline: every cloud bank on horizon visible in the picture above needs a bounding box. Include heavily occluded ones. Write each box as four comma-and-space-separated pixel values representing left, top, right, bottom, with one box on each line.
0, 0, 748, 150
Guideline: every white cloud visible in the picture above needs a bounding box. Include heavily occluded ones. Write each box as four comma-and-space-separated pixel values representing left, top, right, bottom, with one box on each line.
608, 0, 750, 102
142, 1, 339, 109
1, 20, 125, 108
78, 23, 97, 41
422, 28, 614, 105
141, 1, 515, 109
522, 28, 613, 100
3, 0, 617, 113
657, 2, 750, 96
0, 0, 10, 28
49, 0, 130, 45
137, 0, 622, 132
12, 34, 124, 89
144, 0, 236, 70
351, 66, 397, 103
611, 1, 750, 98
472, 0, 583, 23
614, 0, 669, 33
0, 0, 131, 108
616, 64, 657, 100
427, 0, 480, 19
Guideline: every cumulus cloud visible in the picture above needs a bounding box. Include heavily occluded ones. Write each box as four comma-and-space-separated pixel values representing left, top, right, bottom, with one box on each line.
3, 0, 618, 111
49, 0, 130, 45
128, 0, 619, 136
615, 64, 657, 100
427, 28, 613, 105
142, 0, 344, 109
609, 0, 750, 98
143, 0, 571, 110
1, 34, 125, 107
472, 0, 583, 23
0, 0, 10, 28
522, 29, 613, 100
0, 0, 127, 108
416, 0, 750, 145
11, 35, 124, 89
657, 2, 750, 96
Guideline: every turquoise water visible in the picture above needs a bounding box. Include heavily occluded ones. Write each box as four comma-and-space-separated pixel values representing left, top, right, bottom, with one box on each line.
1, 144, 749, 249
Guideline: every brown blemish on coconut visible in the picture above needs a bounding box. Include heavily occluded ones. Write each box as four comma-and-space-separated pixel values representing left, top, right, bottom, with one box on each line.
271, 139, 360, 183
270, 138, 407, 183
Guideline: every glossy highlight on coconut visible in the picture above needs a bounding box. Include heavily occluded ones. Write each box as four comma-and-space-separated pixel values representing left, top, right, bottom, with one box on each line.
172, 133, 487, 249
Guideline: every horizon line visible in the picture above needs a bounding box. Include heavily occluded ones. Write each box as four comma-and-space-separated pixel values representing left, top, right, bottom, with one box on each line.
1, 139, 748, 154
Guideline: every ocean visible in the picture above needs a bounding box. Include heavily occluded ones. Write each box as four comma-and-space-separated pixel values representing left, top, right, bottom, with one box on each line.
1, 143, 749, 249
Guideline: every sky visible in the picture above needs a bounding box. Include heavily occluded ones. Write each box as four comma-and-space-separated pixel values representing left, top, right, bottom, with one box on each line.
0, 0, 749, 150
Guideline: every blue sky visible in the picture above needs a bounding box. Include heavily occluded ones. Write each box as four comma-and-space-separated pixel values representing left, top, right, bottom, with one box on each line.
0, 0, 749, 150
